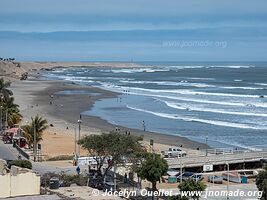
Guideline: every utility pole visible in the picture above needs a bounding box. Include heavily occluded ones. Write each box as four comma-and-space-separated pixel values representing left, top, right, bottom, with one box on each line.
5, 109, 8, 129
0, 105, 2, 131
179, 155, 183, 184
114, 164, 117, 191
33, 123, 37, 162
74, 127, 77, 157
227, 163, 230, 200
77, 119, 82, 157
205, 135, 208, 156
0, 94, 3, 131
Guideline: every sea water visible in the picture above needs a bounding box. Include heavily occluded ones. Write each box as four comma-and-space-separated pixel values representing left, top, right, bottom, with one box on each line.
42, 62, 267, 149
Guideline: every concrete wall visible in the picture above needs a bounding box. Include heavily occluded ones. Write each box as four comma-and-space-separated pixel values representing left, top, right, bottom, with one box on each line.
0, 174, 10, 198
0, 166, 40, 198
0, 159, 7, 175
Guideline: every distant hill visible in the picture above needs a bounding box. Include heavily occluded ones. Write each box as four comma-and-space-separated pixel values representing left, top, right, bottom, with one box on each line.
0, 61, 25, 80
0, 61, 144, 80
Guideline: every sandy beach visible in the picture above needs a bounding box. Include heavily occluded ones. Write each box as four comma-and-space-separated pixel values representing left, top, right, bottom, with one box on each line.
7, 62, 207, 159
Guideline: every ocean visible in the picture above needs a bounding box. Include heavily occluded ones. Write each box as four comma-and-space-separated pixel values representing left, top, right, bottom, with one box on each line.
41, 62, 267, 150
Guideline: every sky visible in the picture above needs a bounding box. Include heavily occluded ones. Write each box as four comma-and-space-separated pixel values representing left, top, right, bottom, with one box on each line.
0, 0, 267, 61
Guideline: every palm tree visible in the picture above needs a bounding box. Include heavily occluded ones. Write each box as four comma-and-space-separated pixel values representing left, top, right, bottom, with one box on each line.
8, 112, 22, 127
2, 96, 22, 127
21, 115, 48, 148
0, 78, 13, 98
0, 78, 15, 129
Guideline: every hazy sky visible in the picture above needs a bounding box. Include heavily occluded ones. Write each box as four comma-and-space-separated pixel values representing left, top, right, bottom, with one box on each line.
0, 0, 267, 61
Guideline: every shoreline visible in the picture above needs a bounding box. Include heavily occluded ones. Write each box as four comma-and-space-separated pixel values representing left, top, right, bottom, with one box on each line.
11, 76, 208, 157
34, 80, 208, 149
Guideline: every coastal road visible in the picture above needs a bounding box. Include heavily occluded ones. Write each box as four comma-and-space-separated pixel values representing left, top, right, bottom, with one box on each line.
0, 139, 84, 175
0, 140, 17, 161
31, 162, 87, 175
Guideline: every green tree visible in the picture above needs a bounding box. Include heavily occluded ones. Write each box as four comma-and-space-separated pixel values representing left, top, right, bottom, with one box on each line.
135, 153, 168, 192
0, 78, 13, 98
2, 96, 22, 126
21, 115, 48, 148
178, 179, 206, 200
8, 110, 22, 126
0, 78, 22, 128
78, 131, 144, 176
9, 159, 32, 169
256, 166, 267, 200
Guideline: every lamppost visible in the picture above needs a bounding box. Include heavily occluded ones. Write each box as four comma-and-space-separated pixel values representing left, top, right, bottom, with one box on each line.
0, 105, 2, 131
33, 122, 37, 162
114, 164, 117, 191
77, 119, 82, 157
226, 163, 230, 200
179, 154, 183, 184
205, 135, 208, 156
5, 108, 8, 130
0, 94, 3, 131
74, 127, 77, 157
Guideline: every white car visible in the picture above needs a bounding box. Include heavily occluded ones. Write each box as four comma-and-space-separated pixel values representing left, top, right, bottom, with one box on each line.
162, 147, 187, 158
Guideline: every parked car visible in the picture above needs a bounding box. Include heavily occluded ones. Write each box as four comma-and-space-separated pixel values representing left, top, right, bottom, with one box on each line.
162, 147, 187, 158
177, 172, 194, 181
208, 175, 223, 184
192, 173, 204, 182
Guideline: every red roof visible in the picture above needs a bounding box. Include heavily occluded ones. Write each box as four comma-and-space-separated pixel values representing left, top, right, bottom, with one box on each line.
5, 128, 20, 134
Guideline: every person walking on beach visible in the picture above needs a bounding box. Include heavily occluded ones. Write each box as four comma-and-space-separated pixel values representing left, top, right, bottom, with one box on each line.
142, 120, 146, 131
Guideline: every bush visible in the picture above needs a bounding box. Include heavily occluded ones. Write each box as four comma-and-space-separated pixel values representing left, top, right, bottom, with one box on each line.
60, 174, 88, 187
9, 159, 32, 169
178, 179, 206, 200
46, 155, 74, 161
41, 172, 88, 187
256, 166, 267, 200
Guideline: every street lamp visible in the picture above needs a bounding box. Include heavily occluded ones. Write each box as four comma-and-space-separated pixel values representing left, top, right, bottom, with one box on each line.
33, 122, 37, 162
205, 136, 208, 156
5, 108, 8, 130
74, 127, 77, 157
178, 154, 183, 184
0, 105, 2, 131
77, 119, 82, 157
0, 94, 3, 131
226, 163, 230, 200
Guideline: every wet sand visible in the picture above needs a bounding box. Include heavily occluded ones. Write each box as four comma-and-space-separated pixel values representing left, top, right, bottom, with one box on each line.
11, 78, 208, 157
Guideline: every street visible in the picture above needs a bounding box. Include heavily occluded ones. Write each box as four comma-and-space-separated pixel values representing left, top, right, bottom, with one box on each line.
0, 140, 17, 161
0, 140, 86, 175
